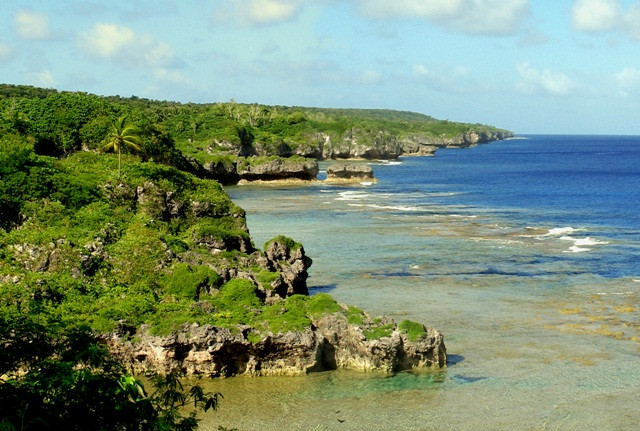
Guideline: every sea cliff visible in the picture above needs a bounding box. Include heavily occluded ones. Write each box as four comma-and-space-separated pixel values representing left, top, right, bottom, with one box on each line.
0, 146, 445, 377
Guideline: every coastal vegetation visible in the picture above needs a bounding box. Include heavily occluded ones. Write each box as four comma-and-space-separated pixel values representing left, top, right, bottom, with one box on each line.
0, 84, 462, 429
0, 84, 511, 184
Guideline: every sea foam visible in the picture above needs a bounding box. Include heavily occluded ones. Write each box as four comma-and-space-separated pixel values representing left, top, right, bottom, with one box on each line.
546, 227, 577, 236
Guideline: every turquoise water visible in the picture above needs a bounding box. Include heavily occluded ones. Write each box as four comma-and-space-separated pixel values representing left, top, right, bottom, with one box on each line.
203, 136, 640, 430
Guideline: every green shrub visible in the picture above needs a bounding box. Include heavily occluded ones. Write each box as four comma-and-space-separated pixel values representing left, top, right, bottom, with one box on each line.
263, 235, 301, 251
306, 293, 341, 317
363, 323, 394, 341
217, 279, 262, 308
346, 305, 365, 325
261, 301, 311, 333
398, 320, 427, 342
162, 263, 222, 301
256, 269, 280, 289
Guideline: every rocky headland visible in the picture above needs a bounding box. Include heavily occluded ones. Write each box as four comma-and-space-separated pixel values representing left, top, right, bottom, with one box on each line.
189, 129, 513, 184
106, 307, 446, 377
0, 149, 445, 378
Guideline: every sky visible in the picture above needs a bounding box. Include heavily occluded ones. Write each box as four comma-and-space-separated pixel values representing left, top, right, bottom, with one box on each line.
1, 0, 640, 135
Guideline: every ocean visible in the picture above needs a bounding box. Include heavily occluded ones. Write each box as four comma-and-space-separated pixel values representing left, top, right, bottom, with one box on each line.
204, 135, 640, 430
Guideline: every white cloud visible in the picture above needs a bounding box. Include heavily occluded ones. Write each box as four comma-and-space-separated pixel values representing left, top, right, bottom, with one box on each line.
356, 0, 530, 36
0, 42, 13, 63
572, 0, 620, 32
360, 69, 381, 85
413, 63, 478, 93
516, 62, 574, 96
623, 3, 640, 41
26, 70, 56, 87
615, 67, 640, 96
215, 0, 302, 26
572, 0, 640, 41
14, 10, 51, 40
79, 23, 177, 68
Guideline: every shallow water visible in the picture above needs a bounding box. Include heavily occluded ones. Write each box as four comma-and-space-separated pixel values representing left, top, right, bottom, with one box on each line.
201, 136, 640, 430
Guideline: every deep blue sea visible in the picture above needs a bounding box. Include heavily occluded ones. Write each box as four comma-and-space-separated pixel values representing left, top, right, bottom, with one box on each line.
205, 135, 640, 431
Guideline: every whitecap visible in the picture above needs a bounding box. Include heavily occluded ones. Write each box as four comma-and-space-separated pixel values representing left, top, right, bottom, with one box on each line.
573, 237, 609, 246
547, 227, 576, 236
336, 191, 370, 201
349, 203, 420, 212
563, 245, 591, 253
559, 235, 609, 247
410, 265, 421, 270
360, 181, 373, 186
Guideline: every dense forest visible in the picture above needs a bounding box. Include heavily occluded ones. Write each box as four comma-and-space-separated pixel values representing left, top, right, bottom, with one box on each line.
0, 84, 482, 429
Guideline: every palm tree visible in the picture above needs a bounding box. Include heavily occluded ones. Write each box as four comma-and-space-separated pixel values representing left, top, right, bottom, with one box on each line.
102, 116, 142, 179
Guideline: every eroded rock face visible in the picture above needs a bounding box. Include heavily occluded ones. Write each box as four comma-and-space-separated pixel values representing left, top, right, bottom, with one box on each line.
237, 158, 319, 181
105, 312, 446, 377
264, 238, 312, 296
321, 130, 403, 160
326, 162, 375, 182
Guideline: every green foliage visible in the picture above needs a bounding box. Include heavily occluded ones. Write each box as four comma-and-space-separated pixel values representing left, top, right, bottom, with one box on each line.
256, 269, 280, 289
0, 312, 221, 431
162, 263, 223, 301
264, 235, 301, 251
363, 323, 395, 341
217, 279, 262, 308
261, 297, 311, 333
398, 320, 428, 342
0, 135, 55, 231
246, 331, 262, 344
306, 293, 341, 317
346, 305, 366, 325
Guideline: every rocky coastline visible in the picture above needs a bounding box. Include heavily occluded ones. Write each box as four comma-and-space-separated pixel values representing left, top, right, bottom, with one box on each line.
190, 129, 513, 184
102, 236, 446, 377
106, 311, 446, 377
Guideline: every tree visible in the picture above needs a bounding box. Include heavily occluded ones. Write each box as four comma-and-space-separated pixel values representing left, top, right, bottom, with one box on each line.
102, 116, 141, 179
0, 313, 222, 431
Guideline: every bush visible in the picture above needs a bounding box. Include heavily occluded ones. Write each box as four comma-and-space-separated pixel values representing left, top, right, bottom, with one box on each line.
162, 263, 223, 301
363, 323, 394, 341
263, 235, 301, 252
306, 293, 341, 317
398, 320, 427, 342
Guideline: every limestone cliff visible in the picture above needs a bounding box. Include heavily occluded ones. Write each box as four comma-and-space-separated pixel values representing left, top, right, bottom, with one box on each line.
326, 162, 376, 183
106, 309, 446, 377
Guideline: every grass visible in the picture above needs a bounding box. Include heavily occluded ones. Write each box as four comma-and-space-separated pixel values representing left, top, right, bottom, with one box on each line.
264, 235, 301, 251
398, 320, 427, 342
364, 324, 394, 341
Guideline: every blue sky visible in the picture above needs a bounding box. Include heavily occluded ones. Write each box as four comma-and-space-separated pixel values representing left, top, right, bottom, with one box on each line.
2, 0, 640, 134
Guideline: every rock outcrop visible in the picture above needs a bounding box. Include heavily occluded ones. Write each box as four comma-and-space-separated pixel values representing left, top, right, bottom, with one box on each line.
182, 129, 514, 185
105, 311, 446, 377
236, 157, 319, 181
326, 162, 376, 182
263, 238, 312, 296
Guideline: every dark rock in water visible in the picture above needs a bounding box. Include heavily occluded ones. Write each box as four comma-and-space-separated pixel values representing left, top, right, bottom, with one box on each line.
326, 162, 375, 182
